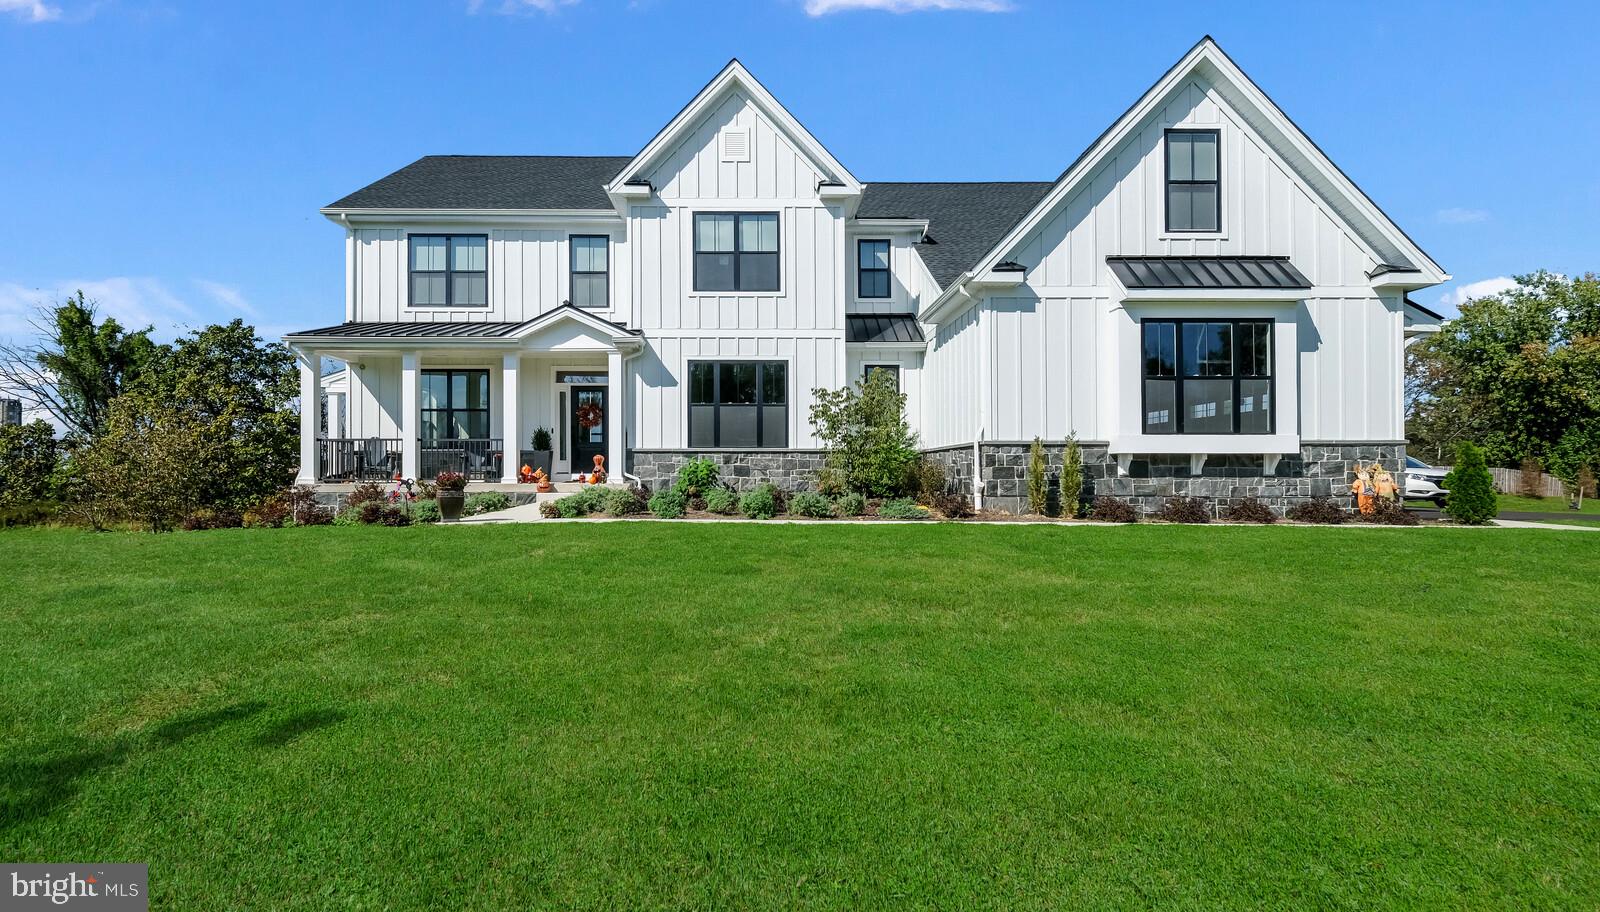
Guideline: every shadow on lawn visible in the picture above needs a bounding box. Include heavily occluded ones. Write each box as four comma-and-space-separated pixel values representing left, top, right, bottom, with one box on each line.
251, 708, 346, 748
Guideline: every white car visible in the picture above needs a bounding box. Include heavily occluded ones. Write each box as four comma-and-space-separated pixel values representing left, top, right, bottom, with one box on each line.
1404, 455, 1450, 504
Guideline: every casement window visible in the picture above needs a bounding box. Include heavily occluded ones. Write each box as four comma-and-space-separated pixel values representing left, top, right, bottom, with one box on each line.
694, 213, 779, 292
687, 360, 788, 448
1165, 130, 1220, 232
1142, 319, 1272, 435
410, 235, 487, 307
858, 239, 891, 298
570, 235, 609, 309
421, 369, 490, 440
864, 363, 900, 392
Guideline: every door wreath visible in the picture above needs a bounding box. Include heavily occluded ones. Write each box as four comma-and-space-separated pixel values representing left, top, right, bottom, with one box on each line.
575, 402, 604, 429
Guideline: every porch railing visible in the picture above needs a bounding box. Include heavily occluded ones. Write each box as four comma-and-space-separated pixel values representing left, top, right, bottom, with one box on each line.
318, 438, 403, 483
420, 438, 504, 481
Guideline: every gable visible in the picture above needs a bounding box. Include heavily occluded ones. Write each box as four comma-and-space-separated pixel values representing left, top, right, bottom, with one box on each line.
644, 89, 827, 201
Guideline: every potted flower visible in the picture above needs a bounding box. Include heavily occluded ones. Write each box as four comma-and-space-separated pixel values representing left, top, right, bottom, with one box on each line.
529, 427, 554, 479
435, 470, 467, 521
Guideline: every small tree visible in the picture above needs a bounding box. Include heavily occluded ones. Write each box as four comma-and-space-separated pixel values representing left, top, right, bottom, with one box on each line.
1576, 465, 1596, 508
1026, 437, 1049, 515
1442, 442, 1498, 525
1518, 455, 1546, 499
809, 369, 919, 497
0, 420, 59, 508
70, 394, 218, 531
1059, 434, 1084, 517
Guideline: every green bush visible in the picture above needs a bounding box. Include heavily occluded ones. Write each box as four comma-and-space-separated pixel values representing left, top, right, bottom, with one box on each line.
1443, 442, 1498, 524
0, 420, 59, 509
788, 491, 831, 518
1060, 434, 1084, 517
704, 486, 739, 515
740, 484, 780, 520
332, 507, 362, 527
809, 368, 920, 497
410, 499, 442, 524
464, 492, 511, 516
602, 487, 646, 516
833, 491, 866, 517
1027, 437, 1049, 515
908, 458, 946, 505
878, 497, 930, 520
0, 501, 59, 528
674, 458, 720, 495
648, 487, 687, 519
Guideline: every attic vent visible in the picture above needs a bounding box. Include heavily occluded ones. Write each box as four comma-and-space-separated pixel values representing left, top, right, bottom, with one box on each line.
719, 128, 750, 163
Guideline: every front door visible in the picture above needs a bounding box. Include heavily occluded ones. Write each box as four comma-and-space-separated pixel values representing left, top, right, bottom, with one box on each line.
571, 386, 607, 474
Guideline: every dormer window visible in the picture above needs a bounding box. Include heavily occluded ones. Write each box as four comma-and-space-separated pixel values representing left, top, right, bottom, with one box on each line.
858, 239, 890, 298
1165, 129, 1220, 232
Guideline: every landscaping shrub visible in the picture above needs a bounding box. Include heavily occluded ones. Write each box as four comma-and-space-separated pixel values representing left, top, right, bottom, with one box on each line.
878, 497, 930, 520
704, 486, 739, 515
0, 420, 59, 509
1222, 497, 1277, 524
376, 505, 411, 527
1156, 496, 1211, 524
739, 484, 780, 520
283, 484, 329, 526
0, 501, 58, 528
809, 368, 920, 497
788, 491, 831, 518
242, 493, 293, 529
1027, 437, 1049, 515
1518, 455, 1546, 499
181, 508, 242, 531
410, 499, 442, 524
648, 487, 687, 519
350, 501, 410, 526
1088, 496, 1137, 523
1285, 497, 1349, 524
1357, 498, 1420, 526
346, 482, 387, 508
602, 486, 646, 516
464, 492, 511, 516
930, 492, 973, 519
674, 458, 719, 496
1442, 442, 1498, 524
833, 491, 866, 517
908, 457, 946, 505
332, 507, 362, 527
1059, 434, 1084, 517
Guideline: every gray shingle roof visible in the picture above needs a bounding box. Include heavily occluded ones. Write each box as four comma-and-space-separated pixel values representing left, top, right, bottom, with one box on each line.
855, 182, 1054, 289
846, 314, 924, 344
326, 156, 631, 210
1107, 256, 1310, 290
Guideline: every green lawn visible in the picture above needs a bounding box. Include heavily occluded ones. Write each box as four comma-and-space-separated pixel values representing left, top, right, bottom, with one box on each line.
3, 524, 1598, 909
1497, 492, 1600, 514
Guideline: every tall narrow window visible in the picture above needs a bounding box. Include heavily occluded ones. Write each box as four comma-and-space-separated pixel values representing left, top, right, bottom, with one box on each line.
420, 369, 490, 440
410, 235, 487, 307
858, 239, 890, 298
570, 235, 609, 309
1142, 319, 1272, 434
694, 213, 779, 292
1165, 130, 1220, 232
687, 360, 787, 448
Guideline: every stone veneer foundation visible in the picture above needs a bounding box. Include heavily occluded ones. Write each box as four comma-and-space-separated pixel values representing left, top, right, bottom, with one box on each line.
628, 449, 828, 493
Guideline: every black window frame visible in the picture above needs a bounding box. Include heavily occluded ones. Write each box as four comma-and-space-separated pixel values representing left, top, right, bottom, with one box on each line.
863, 363, 900, 392
686, 359, 788, 448
1164, 129, 1221, 234
420, 368, 491, 441
1140, 318, 1274, 435
693, 212, 781, 293
408, 234, 489, 308
569, 234, 610, 310
857, 238, 891, 299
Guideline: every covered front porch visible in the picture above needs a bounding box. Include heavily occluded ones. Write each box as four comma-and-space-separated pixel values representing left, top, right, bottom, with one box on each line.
286, 306, 643, 486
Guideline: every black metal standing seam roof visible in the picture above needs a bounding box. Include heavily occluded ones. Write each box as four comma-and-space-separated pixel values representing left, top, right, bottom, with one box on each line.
846, 314, 925, 344
325, 156, 632, 210
855, 182, 1055, 289
1106, 256, 1311, 290
286, 305, 643, 340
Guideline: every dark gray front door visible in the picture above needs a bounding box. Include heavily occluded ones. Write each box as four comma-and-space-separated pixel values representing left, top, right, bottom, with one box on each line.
571, 386, 607, 473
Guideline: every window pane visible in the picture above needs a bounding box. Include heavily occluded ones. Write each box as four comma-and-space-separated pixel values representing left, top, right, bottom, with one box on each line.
1191, 133, 1217, 181
760, 406, 787, 447
1182, 322, 1233, 377
688, 406, 717, 447
738, 252, 779, 291
861, 271, 889, 298
421, 412, 442, 441
695, 214, 735, 252
466, 371, 489, 410
720, 363, 756, 404
465, 411, 490, 439
1144, 379, 1176, 434
689, 363, 716, 405
421, 373, 446, 409
1187, 184, 1218, 231
695, 252, 735, 291
412, 274, 445, 306
451, 236, 486, 271
761, 362, 786, 404
720, 406, 758, 447
1183, 379, 1234, 434
453, 274, 487, 306
573, 274, 607, 309
411, 236, 446, 271
862, 240, 889, 269
1168, 185, 1193, 231
1239, 322, 1271, 376
555, 372, 608, 385
1168, 133, 1193, 181
1239, 379, 1272, 433
1143, 322, 1176, 377
573, 236, 607, 273
450, 372, 466, 409
741, 214, 777, 252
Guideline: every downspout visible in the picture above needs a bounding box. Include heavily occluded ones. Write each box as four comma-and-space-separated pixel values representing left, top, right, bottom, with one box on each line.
618, 342, 644, 488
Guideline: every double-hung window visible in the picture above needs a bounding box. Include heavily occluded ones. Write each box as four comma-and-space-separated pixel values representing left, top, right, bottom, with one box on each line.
570, 235, 609, 309
1165, 129, 1220, 232
694, 213, 779, 292
420, 369, 490, 440
858, 239, 890, 298
864, 363, 900, 392
410, 235, 487, 307
687, 361, 787, 448
1142, 319, 1272, 435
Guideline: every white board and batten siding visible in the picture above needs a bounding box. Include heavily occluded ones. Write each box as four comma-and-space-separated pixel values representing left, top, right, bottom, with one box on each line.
844, 230, 939, 316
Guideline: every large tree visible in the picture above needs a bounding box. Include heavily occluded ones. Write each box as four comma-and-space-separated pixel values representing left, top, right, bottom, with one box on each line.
1407, 271, 1600, 481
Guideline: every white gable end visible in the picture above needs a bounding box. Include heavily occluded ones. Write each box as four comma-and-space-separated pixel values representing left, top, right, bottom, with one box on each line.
644, 89, 826, 201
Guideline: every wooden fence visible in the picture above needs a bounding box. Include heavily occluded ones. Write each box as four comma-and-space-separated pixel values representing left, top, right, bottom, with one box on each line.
1487, 467, 1568, 498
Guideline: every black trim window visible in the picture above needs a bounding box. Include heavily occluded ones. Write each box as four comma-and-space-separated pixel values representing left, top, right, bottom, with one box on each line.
694, 213, 779, 292
570, 235, 609, 309
410, 235, 487, 307
864, 363, 899, 392
1165, 130, 1220, 232
421, 369, 490, 440
858, 239, 890, 298
1142, 319, 1272, 435
688, 361, 787, 448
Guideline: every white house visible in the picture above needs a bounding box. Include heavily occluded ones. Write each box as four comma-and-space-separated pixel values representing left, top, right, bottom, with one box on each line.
287, 37, 1448, 513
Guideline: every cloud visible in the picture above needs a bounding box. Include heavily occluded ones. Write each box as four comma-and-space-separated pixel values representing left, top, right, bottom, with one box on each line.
0, 278, 196, 341
804, 0, 1012, 13
193, 279, 258, 318
468, 0, 580, 13
1434, 207, 1489, 225
0, 0, 61, 21
1437, 276, 1516, 310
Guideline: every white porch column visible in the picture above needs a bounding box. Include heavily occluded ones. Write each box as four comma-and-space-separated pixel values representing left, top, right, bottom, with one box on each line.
295, 349, 321, 484
607, 349, 625, 481
501, 352, 521, 483
401, 351, 420, 480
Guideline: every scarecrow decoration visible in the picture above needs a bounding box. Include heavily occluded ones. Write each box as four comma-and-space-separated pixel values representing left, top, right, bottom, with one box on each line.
1349, 462, 1399, 515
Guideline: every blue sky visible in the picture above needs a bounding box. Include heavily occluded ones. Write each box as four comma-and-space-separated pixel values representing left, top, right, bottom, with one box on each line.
2, 0, 1596, 342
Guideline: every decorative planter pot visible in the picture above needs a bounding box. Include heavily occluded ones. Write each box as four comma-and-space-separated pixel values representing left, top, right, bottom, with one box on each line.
437, 491, 466, 522
531, 450, 553, 479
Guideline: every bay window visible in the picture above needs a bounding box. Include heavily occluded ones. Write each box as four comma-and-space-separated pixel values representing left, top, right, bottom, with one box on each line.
688, 360, 787, 448
1142, 319, 1272, 435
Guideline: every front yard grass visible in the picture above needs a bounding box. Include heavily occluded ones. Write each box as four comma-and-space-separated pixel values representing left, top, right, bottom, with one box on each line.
3, 524, 1598, 909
